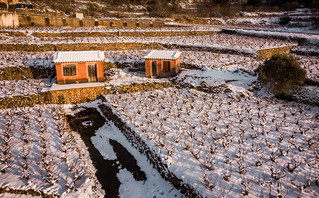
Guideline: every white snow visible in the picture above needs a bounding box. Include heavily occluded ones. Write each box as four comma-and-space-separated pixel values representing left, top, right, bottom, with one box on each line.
0, 105, 104, 197
42, 82, 106, 92
87, 101, 184, 198
144, 50, 181, 60
53, 51, 106, 63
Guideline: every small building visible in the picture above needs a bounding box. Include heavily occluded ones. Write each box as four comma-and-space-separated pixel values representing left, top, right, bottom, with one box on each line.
144, 50, 181, 78
53, 51, 106, 84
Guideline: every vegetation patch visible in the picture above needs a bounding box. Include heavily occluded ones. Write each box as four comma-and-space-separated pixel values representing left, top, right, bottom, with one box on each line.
258, 54, 306, 95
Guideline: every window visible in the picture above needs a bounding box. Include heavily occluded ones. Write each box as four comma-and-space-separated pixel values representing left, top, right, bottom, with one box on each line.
163, 61, 170, 72
63, 64, 77, 76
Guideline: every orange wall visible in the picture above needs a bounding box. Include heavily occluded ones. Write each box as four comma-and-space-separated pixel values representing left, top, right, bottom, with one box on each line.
56, 61, 104, 84
145, 57, 180, 78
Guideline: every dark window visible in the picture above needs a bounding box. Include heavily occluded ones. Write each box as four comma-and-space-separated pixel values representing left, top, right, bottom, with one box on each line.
163, 61, 170, 72
63, 64, 77, 76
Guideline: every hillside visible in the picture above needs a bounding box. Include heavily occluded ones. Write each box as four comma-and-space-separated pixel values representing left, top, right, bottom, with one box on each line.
24, 0, 319, 18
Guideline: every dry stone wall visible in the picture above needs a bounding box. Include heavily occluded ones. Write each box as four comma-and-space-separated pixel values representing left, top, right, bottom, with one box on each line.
0, 13, 19, 28
0, 42, 165, 52
256, 46, 295, 59
47, 16, 64, 27
31, 30, 220, 38
14, 14, 164, 28
0, 82, 172, 109
0, 66, 55, 80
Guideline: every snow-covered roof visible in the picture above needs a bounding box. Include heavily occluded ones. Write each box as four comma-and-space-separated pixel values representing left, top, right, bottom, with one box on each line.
53, 51, 105, 63
144, 50, 181, 60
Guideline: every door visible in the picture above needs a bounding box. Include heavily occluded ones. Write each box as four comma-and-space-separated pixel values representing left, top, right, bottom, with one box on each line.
152, 61, 157, 76
88, 64, 97, 82
163, 61, 170, 72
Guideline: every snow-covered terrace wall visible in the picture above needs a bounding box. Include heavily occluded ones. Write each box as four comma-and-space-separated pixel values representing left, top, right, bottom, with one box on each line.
0, 81, 172, 109
256, 45, 296, 59
0, 42, 165, 52
0, 13, 19, 28
17, 14, 164, 28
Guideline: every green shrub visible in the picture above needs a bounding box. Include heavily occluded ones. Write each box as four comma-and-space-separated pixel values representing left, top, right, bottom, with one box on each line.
258, 54, 306, 95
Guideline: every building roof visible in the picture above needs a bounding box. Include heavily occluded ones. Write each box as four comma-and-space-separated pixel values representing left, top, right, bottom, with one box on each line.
144, 50, 181, 60
53, 51, 105, 63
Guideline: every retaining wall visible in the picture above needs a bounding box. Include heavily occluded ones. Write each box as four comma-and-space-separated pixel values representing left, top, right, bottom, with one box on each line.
47, 16, 64, 27
98, 19, 110, 27
0, 66, 55, 80
0, 12, 19, 28
256, 46, 295, 59
82, 18, 95, 27
0, 81, 172, 109
31, 30, 220, 38
13, 13, 164, 28
0, 42, 165, 52
66, 17, 80, 27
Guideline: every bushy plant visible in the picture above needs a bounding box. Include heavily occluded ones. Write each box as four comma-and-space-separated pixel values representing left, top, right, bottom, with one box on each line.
258, 54, 306, 95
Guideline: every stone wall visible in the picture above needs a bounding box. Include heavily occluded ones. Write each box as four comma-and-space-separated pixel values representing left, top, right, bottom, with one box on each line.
82, 18, 95, 27
31, 30, 220, 38
0, 12, 19, 28
28, 15, 46, 27
0, 82, 172, 109
65, 17, 80, 27
0, 66, 55, 80
15, 13, 164, 28
0, 42, 165, 52
256, 46, 295, 59
47, 16, 64, 27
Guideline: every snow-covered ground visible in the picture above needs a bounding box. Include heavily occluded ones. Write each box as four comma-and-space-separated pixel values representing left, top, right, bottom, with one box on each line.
84, 101, 184, 198
232, 29, 319, 45
105, 68, 167, 86
1, 24, 318, 197
0, 26, 219, 34
104, 86, 319, 197
0, 105, 104, 197
0, 52, 54, 68
0, 33, 295, 53
0, 79, 52, 98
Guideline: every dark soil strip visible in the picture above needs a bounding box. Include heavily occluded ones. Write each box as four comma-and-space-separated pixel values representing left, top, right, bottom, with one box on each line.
66, 107, 121, 198
109, 139, 146, 181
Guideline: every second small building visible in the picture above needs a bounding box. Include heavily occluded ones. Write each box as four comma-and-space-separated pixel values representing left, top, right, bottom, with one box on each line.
144, 50, 181, 78
53, 51, 106, 84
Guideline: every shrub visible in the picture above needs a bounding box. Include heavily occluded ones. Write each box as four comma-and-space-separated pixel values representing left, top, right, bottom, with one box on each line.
258, 54, 306, 95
